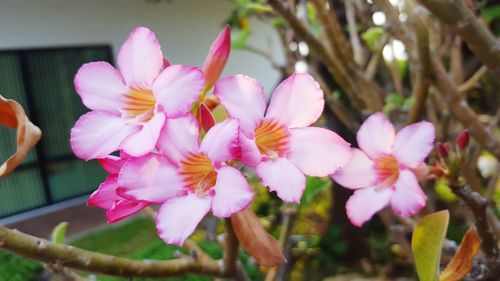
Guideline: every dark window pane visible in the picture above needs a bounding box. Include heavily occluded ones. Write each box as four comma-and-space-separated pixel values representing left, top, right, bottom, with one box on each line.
0, 168, 46, 217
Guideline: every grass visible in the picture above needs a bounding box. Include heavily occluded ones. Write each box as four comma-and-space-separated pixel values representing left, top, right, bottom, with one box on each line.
0, 216, 261, 281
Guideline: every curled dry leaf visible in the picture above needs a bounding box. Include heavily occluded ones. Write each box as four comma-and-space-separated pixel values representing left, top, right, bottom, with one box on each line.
231, 207, 286, 267
0, 95, 41, 178
439, 227, 481, 281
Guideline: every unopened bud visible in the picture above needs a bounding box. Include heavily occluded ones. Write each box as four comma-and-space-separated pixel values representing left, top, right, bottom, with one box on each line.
456, 129, 470, 151
437, 143, 449, 159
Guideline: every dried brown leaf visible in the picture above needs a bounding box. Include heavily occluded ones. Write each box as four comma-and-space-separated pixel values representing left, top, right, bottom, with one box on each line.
0, 95, 41, 178
231, 208, 286, 267
439, 227, 481, 281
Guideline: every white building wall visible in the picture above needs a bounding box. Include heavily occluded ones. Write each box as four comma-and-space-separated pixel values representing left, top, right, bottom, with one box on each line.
0, 0, 284, 91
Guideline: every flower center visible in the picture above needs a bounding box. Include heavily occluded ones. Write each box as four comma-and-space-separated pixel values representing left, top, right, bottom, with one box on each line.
122, 87, 156, 119
255, 119, 289, 158
374, 154, 400, 187
179, 153, 217, 196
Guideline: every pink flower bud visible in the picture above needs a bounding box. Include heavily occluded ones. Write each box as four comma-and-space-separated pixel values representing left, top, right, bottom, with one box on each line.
203, 25, 231, 91
199, 103, 216, 132
456, 129, 470, 151
437, 142, 449, 159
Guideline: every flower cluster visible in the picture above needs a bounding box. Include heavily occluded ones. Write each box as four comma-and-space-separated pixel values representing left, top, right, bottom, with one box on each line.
71, 26, 435, 245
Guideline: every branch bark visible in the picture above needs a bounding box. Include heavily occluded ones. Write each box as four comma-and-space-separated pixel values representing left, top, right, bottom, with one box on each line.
0, 225, 227, 278
418, 0, 500, 79
451, 184, 500, 279
269, 0, 385, 112
407, 6, 431, 124
430, 56, 500, 160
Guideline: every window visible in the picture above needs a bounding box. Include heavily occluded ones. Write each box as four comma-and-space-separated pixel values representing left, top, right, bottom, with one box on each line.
0, 46, 112, 218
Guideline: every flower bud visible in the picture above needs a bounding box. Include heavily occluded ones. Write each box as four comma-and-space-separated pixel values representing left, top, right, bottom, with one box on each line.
199, 103, 216, 132
456, 129, 470, 151
437, 142, 449, 159
202, 25, 230, 91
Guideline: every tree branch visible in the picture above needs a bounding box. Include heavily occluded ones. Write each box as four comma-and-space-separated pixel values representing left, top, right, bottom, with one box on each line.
430, 55, 500, 159
269, 0, 385, 111
451, 184, 500, 279
407, 6, 431, 124
0, 225, 227, 278
418, 0, 500, 79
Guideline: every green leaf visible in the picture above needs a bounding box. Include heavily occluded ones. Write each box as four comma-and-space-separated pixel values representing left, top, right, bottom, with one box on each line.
434, 179, 458, 203
361, 27, 385, 51
245, 3, 273, 13
231, 29, 251, 49
270, 17, 287, 28
301, 177, 332, 206
481, 5, 500, 23
412, 210, 450, 281
51, 222, 68, 244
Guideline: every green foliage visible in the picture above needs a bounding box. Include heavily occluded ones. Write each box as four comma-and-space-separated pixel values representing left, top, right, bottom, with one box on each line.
383, 93, 413, 114
51, 221, 68, 244
434, 179, 458, 203
361, 27, 385, 51
231, 29, 251, 49
0, 250, 43, 281
301, 176, 332, 206
412, 210, 450, 281
482, 5, 500, 24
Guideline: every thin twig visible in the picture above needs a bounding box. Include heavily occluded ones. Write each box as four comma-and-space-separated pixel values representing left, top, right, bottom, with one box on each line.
265, 204, 297, 281
430, 55, 500, 160
419, 0, 500, 79
458, 65, 488, 93
344, 0, 364, 65
269, 0, 385, 111
407, 7, 431, 124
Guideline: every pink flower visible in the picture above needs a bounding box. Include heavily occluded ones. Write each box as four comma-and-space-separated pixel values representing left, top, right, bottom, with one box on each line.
71, 26, 205, 160
214, 73, 351, 203
88, 154, 149, 223
332, 113, 435, 226
202, 25, 231, 92
116, 115, 254, 245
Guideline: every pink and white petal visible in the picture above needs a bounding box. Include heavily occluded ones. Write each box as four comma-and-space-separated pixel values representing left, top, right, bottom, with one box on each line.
156, 115, 200, 164
214, 75, 266, 136
346, 186, 393, 227
152, 65, 204, 117
256, 158, 306, 203
156, 193, 212, 246
98, 155, 126, 175
390, 169, 427, 217
332, 148, 378, 189
356, 112, 395, 159
117, 154, 184, 203
288, 127, 351, 177
239, 133, 262, 167
87, 175, 119, 210
392, 121, 435, 168
265, 73, 324, 128
70, 111, 139, 160
203, 26, 231, 90
120, 112, 166, 157
212, 166, 254, 217
200, 118, 240, 166
117, 26, 163, 87
107, 200, 149, 223
74, 62, 127, 114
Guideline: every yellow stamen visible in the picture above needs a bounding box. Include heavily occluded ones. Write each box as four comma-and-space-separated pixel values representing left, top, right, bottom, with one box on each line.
123, 87, 156, 118
179, 153, 217, 195
374, 154, 399, 188
255, 119, 289, 157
